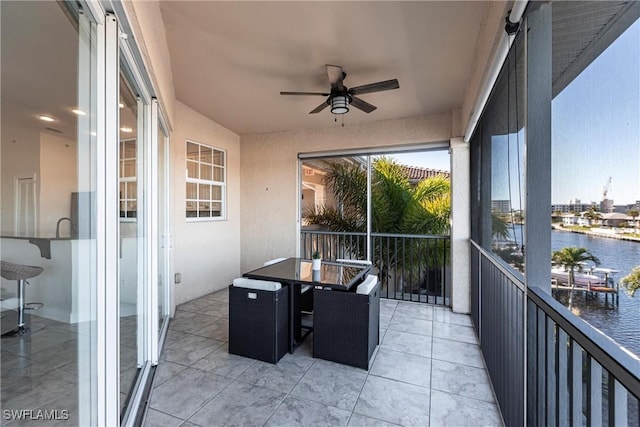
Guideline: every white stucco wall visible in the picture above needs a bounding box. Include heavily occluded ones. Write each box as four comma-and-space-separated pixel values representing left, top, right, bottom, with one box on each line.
450, 138, 471, 313
39, 132, 77, 236
461, 1, 510, 135
240, 113, 452, 273
171, 102, 241, 306
122, 0, 176, 128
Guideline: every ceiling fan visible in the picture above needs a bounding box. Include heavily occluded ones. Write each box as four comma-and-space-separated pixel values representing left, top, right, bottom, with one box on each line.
280, 65, 399, 115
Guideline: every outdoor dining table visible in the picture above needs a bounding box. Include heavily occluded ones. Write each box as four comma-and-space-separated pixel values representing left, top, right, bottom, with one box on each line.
243, 257, 372, 353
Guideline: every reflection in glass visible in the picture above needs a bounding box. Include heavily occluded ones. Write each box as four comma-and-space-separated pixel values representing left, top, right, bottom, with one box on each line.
0, 2, 98, 424
186, 182, 197, 199
213, 150, 224, 166
200, 146, 212, 164
484, 31, 526, 274
200, 163, 212, 181
186, 141, 199, 160
199, 184, 211, 200
213, 166, 224, 182
158, 123, 168, 331
212, 185, 222, 200
118, 75, 142, 414
187, 160, 198, 178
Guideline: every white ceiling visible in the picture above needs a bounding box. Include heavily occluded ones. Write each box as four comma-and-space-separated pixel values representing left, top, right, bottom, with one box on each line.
159, 1, 487, 135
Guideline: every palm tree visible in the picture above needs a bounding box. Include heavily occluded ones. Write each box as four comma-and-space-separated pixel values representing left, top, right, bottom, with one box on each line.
627, 209, 639, 230
305, 157, 450, 235
620, 266, 640, 296
492, 213, 510, 242
583, 208, 602, 227
551, 246, 600, 288
304, 157, 451, 293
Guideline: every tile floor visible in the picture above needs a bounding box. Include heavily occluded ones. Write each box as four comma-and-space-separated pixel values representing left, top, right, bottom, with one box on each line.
144, 290, 503, 427
0, 312, 139, 426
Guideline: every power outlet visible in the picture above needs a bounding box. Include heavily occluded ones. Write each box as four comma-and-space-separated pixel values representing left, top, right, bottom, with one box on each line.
174, 273, 182, 284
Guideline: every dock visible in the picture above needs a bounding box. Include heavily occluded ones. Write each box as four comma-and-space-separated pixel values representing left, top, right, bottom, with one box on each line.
551, 278, 619, 304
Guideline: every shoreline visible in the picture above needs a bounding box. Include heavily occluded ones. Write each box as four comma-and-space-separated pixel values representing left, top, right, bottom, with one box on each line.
551, 224, 640, 243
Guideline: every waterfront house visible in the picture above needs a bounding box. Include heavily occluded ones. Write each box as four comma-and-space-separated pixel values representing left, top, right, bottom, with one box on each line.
1, 1, 638, 426
602, 212, 631, 228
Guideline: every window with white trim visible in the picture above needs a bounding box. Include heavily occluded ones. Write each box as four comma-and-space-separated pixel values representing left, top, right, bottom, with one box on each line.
119, 138, 137, 219
186, 140, 226, 219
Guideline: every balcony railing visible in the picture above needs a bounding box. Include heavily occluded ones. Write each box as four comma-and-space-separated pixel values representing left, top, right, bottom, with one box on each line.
471, 241, 640, 426
300, 230, 450, 305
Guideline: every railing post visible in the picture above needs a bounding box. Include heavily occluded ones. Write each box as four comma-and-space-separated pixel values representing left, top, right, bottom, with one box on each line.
587, 357, 603, 426
558, 329, 569, 426
569, 339, 583, 427
608, 377, 627, 427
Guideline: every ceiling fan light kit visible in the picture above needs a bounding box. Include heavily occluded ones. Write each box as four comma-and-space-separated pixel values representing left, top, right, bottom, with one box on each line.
330, 95, 349, 114
280, 64, 399, 123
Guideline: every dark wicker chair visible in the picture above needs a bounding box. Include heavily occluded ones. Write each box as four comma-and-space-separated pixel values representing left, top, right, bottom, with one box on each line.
228, 278, 289, 364
312, 275, 380, 370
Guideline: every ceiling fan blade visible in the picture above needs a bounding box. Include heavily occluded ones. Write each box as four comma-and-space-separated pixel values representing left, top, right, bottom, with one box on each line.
281, 91, 330, 96
350, 96, 377, 113
349, 79, 399, 95
309, 101, 329, 114
326, 64, 344, 89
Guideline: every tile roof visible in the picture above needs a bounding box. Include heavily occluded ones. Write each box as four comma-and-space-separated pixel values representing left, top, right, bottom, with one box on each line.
402, 165, 450, 181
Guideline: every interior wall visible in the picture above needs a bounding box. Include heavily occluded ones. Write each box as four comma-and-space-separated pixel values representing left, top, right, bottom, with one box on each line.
240, 113, 452, 273
0, 124, 41, 234
171, 101, 241, 305
39, 132, 77, 236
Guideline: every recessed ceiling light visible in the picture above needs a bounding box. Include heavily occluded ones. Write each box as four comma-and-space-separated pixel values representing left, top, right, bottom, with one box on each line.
38, 115, 56, 122
71, 109, 86, 116
119, 102, 125, 109
120, 126, 133, 133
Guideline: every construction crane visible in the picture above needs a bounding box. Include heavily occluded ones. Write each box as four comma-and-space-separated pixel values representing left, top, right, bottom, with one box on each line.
602, 176, 612, 200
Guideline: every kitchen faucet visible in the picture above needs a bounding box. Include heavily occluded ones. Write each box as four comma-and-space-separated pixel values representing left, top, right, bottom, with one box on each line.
55, 217, 72, 238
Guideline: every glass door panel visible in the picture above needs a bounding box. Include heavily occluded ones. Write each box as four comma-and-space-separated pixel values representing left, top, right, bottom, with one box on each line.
0, 2, 98, 424
157, 122, 168, 332
300, 156, 368, 261
118, 75, 143, 413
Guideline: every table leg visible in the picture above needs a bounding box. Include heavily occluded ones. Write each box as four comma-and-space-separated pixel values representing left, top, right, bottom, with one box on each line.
289, 284, 295, 353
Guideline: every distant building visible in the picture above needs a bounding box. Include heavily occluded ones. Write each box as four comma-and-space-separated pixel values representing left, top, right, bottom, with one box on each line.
614, 202, 640, 213
551, 199, 597, 214
602, 212, 628, 227
600, 198, 614, 213
401, 165, 449, 185
492, 200, 511, 213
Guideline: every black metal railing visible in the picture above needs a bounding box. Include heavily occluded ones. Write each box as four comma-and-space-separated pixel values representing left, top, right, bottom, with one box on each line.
300, 230, 450, 305
471, 241, 640, 426
471, 242, 526, 427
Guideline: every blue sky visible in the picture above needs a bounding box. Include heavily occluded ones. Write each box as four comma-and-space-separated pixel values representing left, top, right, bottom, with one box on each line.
384, 18, 639, 207
388, 150, 450, 172
551, 19, 639, 205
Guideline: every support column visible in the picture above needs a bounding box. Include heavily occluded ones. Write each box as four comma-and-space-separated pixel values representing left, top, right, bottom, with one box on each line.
526, 3, 552, 293
450, 137, 471, 313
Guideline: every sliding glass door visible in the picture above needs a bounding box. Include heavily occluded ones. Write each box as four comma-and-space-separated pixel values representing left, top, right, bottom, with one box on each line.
0, 2, 100, 424
299, 149, 452, 304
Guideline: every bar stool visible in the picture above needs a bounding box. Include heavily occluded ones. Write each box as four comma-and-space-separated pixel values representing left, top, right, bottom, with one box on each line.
1, 260, 44, 337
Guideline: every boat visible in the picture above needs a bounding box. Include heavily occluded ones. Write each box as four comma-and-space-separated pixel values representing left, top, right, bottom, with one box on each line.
551, 266, 619, 297
551, 267, 607, 288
